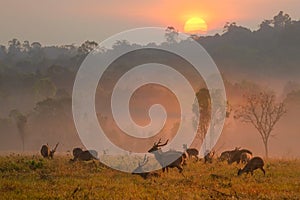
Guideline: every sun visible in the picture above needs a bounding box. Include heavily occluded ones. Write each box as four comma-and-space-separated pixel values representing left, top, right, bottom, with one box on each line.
184, 17, 208, 34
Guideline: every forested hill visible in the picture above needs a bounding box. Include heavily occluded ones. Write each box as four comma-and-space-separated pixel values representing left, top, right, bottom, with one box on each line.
1, 11, 299, 82
198, 11, 300, 80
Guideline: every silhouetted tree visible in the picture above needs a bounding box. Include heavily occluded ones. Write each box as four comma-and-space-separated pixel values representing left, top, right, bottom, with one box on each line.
193, 88, 230, 150
78, 40, 98, 54
223, 22, 237, 32
0, 45, 6, 59
194, 88, 211, 143
259, 20, 273, 30
7, 39, 22, 59
165, 26, 179, 43
273, 11, 291, 30
22, 41, 31, 52
31, 42, 42, 49
9, 109, 28, 151
29, 42, 44, 63
235, 91, 286, 158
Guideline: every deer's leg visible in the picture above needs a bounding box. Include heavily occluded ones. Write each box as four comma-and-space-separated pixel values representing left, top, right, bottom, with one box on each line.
260, 167, 266, 175
177, 166, 183, 173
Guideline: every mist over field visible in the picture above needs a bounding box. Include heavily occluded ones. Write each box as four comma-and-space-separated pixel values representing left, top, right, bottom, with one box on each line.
0, 12, 300, 158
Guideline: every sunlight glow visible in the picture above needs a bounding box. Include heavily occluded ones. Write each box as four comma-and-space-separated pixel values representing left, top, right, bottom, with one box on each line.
184, 17, 208, 33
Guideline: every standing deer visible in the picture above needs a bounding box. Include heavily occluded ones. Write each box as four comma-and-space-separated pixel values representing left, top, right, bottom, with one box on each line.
40, 143, 59, 159
238, 157, 265, 176
182, 144, 199, 161
148, 139, 184, 173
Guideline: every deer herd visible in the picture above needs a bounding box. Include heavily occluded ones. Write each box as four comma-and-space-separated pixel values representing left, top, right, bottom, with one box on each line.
40, 139, 265, 179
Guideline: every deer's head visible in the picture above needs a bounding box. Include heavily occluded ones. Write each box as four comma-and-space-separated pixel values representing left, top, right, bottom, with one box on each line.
148, 139, 169, 153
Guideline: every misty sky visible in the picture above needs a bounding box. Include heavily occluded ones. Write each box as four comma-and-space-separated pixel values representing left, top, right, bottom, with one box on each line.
1, 0, 300, 45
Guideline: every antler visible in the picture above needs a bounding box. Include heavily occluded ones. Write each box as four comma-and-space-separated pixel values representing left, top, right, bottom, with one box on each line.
155, 138, 162, 146
157, 139, 169, 147
139, 155, 149, 167
52, 142, 59, 152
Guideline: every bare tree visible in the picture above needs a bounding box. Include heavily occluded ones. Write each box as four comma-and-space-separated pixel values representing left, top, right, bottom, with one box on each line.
235, 92, 286, 158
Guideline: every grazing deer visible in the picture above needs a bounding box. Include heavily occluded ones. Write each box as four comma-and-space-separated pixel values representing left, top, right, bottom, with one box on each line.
40, 143, 59, 159
71, 147, 98, 161
228, 148, 252, 164
148, 139, 184, 173
219, 147, 252, 164
238, 157, 265, 176
218, 151, 231, 162
204, 150, 215, 163
182, 144, 199, 161
72, 147, 83, 159
240, 152, 252, 164
132, 155, 159, 179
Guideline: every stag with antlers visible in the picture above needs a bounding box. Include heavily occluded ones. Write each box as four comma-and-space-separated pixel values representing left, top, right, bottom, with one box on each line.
40, 143, 59, 159
148, 139, 185, 173
132, 155, 159, 179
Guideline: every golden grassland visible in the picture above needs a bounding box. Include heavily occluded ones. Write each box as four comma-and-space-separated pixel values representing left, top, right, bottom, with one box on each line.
0, 155, 299, 200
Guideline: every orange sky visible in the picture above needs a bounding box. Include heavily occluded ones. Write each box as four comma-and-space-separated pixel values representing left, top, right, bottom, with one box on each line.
0, 0, 299, 45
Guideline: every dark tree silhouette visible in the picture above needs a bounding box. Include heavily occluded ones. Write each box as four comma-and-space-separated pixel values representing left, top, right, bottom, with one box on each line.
7, 39, 22, 59
9, 109, 28, 151
273, 11, 291, 30
223, 22, 237, 32
193, 88, 230, 151
194, 88, 211, 143
78, 40, 98, 54
165, 26, 179, 43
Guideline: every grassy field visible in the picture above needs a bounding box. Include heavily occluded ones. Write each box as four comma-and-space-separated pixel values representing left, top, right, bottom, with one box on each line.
0, 155, 299, 200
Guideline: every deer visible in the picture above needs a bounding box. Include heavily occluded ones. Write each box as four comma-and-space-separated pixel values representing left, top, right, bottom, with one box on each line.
238, 157, 265, 176
204, 150, 215, 163
40, 143, 59, 159
218, 151, 231, 162
219, 147, 252, 164
182, 144, 199, 161
132, 155, 160, 179
71, 147, 98, 161
148, 139, 184, 173
240, 152, 252, 164
228, 148, 252, 164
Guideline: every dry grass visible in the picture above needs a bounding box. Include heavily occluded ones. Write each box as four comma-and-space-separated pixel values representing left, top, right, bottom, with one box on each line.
0, 155, 299, 199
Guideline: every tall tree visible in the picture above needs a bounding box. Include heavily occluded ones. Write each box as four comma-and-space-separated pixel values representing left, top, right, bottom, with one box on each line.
7, 39, 21, 58
273, 11, 291, 30
193, 88, 230, 150
9, 109, 28, 151
235, 91, 286, 158
194, 88, 211, 143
